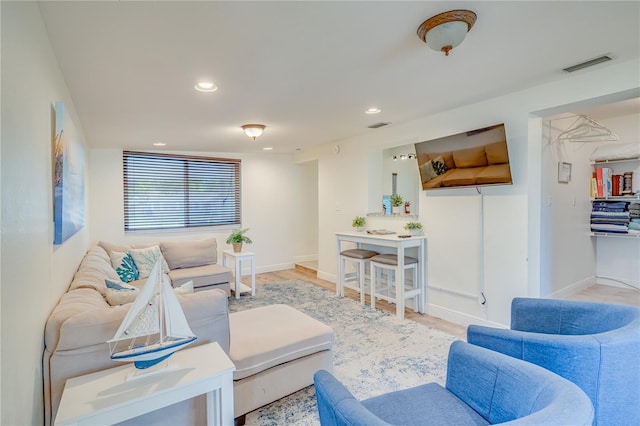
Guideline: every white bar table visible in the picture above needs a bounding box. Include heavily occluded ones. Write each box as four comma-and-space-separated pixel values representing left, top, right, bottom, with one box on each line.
55, 342, 235, 426
336, 231, 427, 314
222, 249, 256, 299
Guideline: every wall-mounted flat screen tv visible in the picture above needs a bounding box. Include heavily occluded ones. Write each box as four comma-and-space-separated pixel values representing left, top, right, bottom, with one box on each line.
415, 123, 512, 191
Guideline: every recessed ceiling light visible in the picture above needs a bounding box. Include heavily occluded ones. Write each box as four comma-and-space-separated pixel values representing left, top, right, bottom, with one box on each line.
194, 81, 218, 92
263, 147, 273, 151
365, 107, 381, 114
153, 142, 166, 147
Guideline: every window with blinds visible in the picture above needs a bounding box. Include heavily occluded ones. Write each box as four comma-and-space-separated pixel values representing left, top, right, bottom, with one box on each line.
123, 151, 241, 231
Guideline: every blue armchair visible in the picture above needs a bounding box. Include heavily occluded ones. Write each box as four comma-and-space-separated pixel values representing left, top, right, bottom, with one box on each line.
467, 298, 640, 426
314, 340, 593, 426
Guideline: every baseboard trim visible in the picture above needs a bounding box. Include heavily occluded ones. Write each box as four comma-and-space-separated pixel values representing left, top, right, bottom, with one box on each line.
317, 271, 336, 284
293, 254, 318, 263
545, 276, 595, 299
426, 304, 506, 328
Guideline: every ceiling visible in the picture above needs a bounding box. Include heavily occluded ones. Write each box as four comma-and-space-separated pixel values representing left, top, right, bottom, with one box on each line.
37, 1, 640, 154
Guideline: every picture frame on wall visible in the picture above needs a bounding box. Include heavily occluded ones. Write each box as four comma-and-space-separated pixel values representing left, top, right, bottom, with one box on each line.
53, 101, 85, 244
558, 161, 572, 183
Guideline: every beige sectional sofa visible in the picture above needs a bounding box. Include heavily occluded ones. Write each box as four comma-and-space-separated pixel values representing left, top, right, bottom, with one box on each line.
44, 239, 334, 425
417, 140, 512, 189
99, 238, 233, 294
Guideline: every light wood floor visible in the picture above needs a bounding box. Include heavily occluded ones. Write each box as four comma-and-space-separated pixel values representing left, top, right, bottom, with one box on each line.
255, 266, 640, 339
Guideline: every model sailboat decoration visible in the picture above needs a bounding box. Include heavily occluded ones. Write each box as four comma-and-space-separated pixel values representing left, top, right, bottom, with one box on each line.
108, 261, 197, 369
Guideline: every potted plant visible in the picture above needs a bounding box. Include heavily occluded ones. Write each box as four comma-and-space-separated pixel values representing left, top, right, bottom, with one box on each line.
404, 221, 423, 236
390, 194, 403, 214
226, 228, 252, 252
352, 216, 366, 232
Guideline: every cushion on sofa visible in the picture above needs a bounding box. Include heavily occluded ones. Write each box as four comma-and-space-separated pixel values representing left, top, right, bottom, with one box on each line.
98, 240, 161, 254
105, 279, 138, 305
68, 246, 121, 296
419, 161, 438, 183
442, 168, 482, 186
105, 277, 195, 306
484, 140, 509, 165
169, 263, 233, 288
161, 238, 217, 269
128, 245, 170, 278
453, 146, 488, 169
109, 251, 139, 283
229, 304, 334, 380
475, 164, 512, 185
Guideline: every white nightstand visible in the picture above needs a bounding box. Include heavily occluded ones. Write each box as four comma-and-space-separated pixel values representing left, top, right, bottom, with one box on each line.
54, 342, 235, 426
222, 250, 256, 299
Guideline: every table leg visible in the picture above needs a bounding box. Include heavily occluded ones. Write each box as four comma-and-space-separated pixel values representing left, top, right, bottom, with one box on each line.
336, 238, 342, 296
397, 245, 405, 320
235, 258, 241, 300
206, 388, 219, 426
250, 257, 255, 296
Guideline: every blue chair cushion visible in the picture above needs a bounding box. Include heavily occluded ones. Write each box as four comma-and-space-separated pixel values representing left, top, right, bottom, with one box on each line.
362, 382, 488, 426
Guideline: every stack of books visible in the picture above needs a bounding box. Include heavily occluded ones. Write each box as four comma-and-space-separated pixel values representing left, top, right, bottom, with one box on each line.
590, 167, 625, 197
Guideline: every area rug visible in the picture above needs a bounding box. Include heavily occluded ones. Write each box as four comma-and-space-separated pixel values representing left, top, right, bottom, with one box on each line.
228, 280, 458, 425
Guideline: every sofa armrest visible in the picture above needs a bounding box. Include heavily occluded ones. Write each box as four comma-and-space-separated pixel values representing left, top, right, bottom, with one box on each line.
467, 325, 601, 402
447, 341, 593, 426
313, 370, 389, 426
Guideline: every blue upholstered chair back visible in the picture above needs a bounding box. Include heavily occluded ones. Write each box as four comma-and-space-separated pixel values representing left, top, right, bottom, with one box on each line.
314, 341, 593, 426
468, 298, 640, 426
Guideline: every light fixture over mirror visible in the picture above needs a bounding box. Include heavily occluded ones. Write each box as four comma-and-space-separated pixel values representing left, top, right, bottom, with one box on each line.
417, 10, 477, 56
393, 154, 416, 161
241, 124, 266, 140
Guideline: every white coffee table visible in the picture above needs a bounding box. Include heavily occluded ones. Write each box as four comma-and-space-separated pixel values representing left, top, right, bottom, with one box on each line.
222, 249, 256, 299
54, 342, 235, 426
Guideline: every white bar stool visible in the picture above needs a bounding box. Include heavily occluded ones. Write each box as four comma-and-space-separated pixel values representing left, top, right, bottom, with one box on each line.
339, 249, 379, 305
370, 254, 420, 320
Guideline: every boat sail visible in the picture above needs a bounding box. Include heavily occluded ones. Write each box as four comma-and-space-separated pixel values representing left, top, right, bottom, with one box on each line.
108, 261, 197, 369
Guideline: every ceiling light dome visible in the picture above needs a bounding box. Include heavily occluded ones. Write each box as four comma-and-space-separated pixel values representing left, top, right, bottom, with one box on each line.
417, 10, 477, 56
241, 124, 266, 140
194, 81, 218, 92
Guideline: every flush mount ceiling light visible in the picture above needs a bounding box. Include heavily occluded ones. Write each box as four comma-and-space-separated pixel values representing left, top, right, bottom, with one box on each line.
194, 81, 218, 92
417, 10, 477, 56
365, 107, 381, 114
241, 124, 266, 140
152, 142, 166, 147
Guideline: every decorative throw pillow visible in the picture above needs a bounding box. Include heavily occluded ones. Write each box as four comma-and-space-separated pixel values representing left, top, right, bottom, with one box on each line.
104, 277, 193, 306
105, 278, 139, 305
128, 245, 170, 279
173, 280, 194, 296
109, 251, 140, 283
419, 161, 438, 183
432, 155, 449, 175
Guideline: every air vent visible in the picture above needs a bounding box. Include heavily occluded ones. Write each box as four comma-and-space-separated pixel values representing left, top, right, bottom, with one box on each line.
368, 122, 391, 129
563, 55, 612, 73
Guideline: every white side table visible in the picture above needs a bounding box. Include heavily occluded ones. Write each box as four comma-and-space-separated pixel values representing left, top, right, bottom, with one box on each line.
54, 342, 235, 426
222, 249, 256, 299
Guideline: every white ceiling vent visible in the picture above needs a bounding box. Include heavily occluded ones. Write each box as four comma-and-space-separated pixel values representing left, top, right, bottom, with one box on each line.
368, 122, 391, 129
563, 55, 612, 72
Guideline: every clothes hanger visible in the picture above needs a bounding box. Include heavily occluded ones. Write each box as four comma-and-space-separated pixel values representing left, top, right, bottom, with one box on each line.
556, 114, 619, 143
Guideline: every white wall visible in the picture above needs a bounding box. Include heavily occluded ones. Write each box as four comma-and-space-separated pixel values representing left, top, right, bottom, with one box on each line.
1, 3, 91, 424
89, 149, 300, 273
293, 161, 319, 262
298, 59, 640, 327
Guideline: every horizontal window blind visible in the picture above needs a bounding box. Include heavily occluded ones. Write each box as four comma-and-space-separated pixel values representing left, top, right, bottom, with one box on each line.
123, 151, 241, 231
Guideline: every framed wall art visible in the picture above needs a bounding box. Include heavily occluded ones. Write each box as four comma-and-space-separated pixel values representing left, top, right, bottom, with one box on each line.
53, 101, 85, 244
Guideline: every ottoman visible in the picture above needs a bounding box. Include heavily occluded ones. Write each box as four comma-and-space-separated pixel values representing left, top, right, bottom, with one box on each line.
229, 304, 335, 422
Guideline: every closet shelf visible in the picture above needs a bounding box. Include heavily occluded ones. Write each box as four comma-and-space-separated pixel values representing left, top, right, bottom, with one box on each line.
590, 232, 640, 239
591, 157, 640, 165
